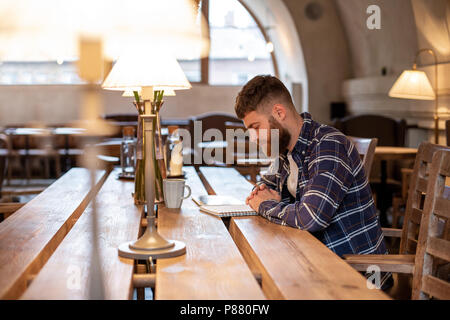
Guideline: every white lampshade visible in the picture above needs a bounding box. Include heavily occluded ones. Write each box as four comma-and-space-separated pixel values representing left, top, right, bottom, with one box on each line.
122, 89, 176, 97
389, 70, 436, 100
102, 51, 191, 91
0, 0, 209, 61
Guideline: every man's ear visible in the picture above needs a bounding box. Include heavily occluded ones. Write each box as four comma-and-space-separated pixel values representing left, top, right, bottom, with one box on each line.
271, 104, 287, 121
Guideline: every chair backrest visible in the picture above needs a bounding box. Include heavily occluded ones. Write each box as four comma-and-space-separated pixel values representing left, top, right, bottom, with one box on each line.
348, 136, 378, 177
189, 112, 242, 138
103, 113, 138, 122
0, 134, 9, 195
412, 150, 450, 300
446, 120, 450, 147
188, 112, 243, 165
400, 142, 450, 255
332, 114, 407, 147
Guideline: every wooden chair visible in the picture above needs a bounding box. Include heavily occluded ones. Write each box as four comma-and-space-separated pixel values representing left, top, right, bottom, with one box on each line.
391, 168, 413, 229
5, 127, 61, 181
411, 150, 450, 299
332, 114, 406, 147
446, 120, 450, 147
348, 136, 378, 176
188, 112, 243, 167
332, 114, 409, 224
343, 142, 450, 276
0, 202, 25, 222
0, 134, 27, 222
0, 134, 7, 194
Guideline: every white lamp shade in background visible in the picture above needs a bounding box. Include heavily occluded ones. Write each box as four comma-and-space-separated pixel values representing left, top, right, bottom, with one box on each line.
388, 70, 436, 100
102, 51, 191, 91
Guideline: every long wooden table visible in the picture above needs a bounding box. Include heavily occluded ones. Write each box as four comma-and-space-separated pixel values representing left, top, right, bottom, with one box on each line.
200, 167, 390, 300
0, 166, 390, 300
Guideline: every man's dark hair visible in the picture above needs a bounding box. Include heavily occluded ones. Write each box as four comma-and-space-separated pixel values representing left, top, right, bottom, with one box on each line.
234, 75, 295, 119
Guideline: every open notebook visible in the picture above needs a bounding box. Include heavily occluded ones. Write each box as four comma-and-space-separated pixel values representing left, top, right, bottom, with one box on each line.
192, 195, 257, 218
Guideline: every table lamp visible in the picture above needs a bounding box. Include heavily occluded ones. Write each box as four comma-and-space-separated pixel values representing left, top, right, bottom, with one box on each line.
102, 51, 191, 260
389, 48, 439, 144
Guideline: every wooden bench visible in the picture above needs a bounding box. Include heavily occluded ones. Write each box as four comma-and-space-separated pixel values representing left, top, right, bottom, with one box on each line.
200, 167, 390, 300
0, 168, 108, 299
155, 167, 265, 299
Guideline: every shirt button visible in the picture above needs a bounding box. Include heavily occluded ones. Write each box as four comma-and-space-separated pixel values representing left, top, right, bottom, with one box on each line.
302, 151, 305, 155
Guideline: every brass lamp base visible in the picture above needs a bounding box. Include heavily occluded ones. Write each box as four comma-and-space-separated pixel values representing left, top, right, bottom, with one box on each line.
118, 216, 186, 260
118, 240, 186, 260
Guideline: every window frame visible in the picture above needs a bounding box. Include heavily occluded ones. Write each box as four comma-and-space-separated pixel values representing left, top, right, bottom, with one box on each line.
197, 0, 279, 85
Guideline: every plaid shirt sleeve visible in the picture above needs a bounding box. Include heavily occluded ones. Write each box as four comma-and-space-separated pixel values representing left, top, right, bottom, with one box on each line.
255, 158, 279, 190
258, 136, 354, 232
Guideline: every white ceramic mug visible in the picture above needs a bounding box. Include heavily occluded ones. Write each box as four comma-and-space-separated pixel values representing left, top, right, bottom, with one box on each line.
163, 179, 191, 209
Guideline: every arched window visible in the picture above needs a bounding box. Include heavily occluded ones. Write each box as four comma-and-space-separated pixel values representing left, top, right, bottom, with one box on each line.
0, 0, 277, 85
179, 0, 277, 85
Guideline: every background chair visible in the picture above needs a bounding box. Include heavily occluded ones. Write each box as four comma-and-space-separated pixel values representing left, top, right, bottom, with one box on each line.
0, 203, 25, 222
391, 168, 413, 229
187, 112, 243, 167
411, 149, 450, 300
0, 134, 26, 222
0, 134, 8, 195
446, 120, 450, 147
332, 114, 410, 227
343, 142, 450, 299
332, 114, 407, 147
348, 136, 378, 175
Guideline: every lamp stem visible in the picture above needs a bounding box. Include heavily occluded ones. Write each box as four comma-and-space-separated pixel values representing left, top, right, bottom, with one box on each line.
414, 48, 439, 144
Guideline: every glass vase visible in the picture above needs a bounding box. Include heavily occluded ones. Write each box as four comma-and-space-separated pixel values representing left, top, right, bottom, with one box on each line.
134, 102, 146, 205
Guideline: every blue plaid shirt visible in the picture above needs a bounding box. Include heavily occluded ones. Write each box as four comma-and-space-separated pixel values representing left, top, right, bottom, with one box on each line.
258, 112, 388, 258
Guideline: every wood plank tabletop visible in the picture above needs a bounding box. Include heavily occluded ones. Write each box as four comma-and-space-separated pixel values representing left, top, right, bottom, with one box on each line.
200, 167, 390, 300
0, 168, 108, 299
230, 218, 390, 299
199, 167, 254, 202
21, 168, 143, 299
374, 146, 418, 160
155, 166, 265, 300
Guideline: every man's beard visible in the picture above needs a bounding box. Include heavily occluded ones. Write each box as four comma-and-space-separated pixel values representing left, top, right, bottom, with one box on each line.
259, 116, 291, 157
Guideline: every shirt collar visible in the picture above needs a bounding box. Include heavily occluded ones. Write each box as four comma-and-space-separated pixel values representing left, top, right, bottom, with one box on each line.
281, 112, 312, 162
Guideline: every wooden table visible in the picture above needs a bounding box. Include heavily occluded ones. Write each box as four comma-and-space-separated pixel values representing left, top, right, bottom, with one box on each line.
200, 167, 390, 300
374, 146, 418, 161
0, 166, 390, 300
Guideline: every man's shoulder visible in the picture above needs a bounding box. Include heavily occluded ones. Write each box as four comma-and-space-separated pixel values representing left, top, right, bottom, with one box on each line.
310, 121, 349, 147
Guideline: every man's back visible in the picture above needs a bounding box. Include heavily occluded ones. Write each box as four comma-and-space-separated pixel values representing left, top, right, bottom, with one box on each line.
258, 112, 388, 257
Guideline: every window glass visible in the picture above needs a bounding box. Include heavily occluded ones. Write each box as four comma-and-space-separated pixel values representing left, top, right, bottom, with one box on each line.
0, 61, 84, 85
208, 0, 274, 85
0, 0, 274, 85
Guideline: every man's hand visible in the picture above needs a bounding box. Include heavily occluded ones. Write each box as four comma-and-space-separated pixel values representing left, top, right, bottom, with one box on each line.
247, 186, 281, 212
246, 183, 268, 204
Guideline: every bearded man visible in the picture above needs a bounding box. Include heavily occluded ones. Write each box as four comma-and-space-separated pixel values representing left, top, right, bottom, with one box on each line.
235, 75, 392, 290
